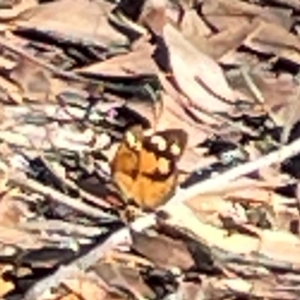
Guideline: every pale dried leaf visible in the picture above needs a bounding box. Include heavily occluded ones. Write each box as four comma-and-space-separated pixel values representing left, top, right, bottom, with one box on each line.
207, 21, 257, 61
0, 0, 37, 19
202, 0, 291, 31
163, 24, 236, 116
179, 10, 212, 54
244, 20, 300, 64
17, 0, 128, 47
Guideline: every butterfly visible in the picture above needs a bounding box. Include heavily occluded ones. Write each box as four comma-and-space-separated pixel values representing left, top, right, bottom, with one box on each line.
111, 125, 188, 210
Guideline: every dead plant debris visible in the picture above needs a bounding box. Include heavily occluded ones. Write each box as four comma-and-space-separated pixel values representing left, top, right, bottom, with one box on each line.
0, 0, 300, 299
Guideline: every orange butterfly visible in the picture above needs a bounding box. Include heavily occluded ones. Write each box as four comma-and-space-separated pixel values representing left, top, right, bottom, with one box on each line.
111, 125, 188, 210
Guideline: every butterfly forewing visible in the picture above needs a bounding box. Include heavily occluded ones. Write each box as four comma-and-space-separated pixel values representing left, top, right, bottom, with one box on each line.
111, 125, 143, 176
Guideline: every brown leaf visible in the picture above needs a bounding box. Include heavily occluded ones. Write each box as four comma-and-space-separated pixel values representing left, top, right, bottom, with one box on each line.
179, 10, 212, 54
163, 24, 236, 117
0, 0, 37, 20
207, 21, 257, 61
202, 0, 291, 32
176, 279, 204, 300
93, 261, 155, 299
17, 0, 128, 48
77, 39, 158, 77
244, 20, 300, 64
63, 273, 115, 300
8, 56, 70, 102
131, 230, 194, 270
9, 59, 52, 101
0, 189, 24, 227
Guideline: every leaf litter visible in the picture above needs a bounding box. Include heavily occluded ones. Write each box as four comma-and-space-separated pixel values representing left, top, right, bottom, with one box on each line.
1, 0, 300, 299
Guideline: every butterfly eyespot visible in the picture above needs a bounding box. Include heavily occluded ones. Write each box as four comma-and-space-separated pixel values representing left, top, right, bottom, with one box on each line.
170, 143, 182, 156
125, 131, 142, 150
150, 135, 167, 151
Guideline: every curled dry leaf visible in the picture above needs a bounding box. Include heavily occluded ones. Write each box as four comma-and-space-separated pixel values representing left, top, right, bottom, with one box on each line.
139, 0, 237, 122
178, 10, 214, 59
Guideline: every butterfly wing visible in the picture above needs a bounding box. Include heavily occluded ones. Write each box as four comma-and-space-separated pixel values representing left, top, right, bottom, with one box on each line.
111, 127, 188, 210
130, 170, 178, 210
111, 125, 144, 201
131, 129, 188, 209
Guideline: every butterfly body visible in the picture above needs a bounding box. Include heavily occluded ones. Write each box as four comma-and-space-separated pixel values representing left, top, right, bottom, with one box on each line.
111, 126, 188, 210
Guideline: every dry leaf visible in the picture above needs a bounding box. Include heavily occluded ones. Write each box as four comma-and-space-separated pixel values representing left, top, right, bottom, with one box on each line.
132, 230, 194, 270
9, 59, 52, 101
0, 0, 37, 19
93, 261, 155, 299
179, 10, 212, 54
202, 0, 291, 31
17, 0, 128, 48
77, 39, 157, 77
163, 24, 236, 117
63, 274, 112, 300
244, 20, 300, 64
207, 21, 257, 61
